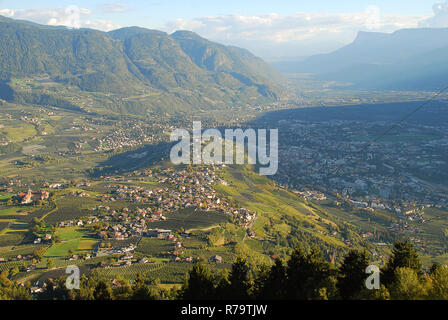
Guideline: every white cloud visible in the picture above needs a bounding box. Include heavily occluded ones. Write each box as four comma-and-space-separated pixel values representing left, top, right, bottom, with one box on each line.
419, 1, 448, 27
166, 9, 425, 44
164, 7, 427, 59
83, 19, 122, 31
0, 9, 14, 17
0, 6, 121, 31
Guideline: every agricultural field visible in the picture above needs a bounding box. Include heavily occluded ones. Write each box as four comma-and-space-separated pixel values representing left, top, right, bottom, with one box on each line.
95, 262, 167, 280
0, 206, 31, 217
0, 233, 25, 247
0, 260, 26, 272
148, 263, 195, 284
0, 203, 56, 251
32, 266, 92, 284
0, 120, 37, 143
0, 244, 45, 260
0, 162, 394, 285
43, 197, 100, 225
44, 227, 98, 259
135, 238, 174, 257
0, 194, 12, 202
0, 222, 9, 233
44, 240, 82, 258
150, 208, 229, 231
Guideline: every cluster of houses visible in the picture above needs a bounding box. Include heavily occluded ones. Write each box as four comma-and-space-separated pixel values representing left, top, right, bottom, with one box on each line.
388, 220, 423, 235
100, 166, 257, 228
16, 189, 50, 204
18, 165, 257, 269
293, 189, 327, 201
91, 119, 168, 152
60, 166, 258, 245
95, 243, 135, 258
94, 207, 166, 240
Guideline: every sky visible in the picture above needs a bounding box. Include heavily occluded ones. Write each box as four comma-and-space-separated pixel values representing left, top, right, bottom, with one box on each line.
0, 0, 447, 60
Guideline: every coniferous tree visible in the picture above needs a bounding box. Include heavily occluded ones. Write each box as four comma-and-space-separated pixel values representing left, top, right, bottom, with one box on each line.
226, 257, 253, 300
131, 273, 160, 300
286, 246, 336, 300
132, 284, 159, 300
337, 250, 370, 299
93, 280, 113, 300
255, 258, 287, 300
180, 262, 216, 300
215, 269, 231, 300
382, 240, 422, 286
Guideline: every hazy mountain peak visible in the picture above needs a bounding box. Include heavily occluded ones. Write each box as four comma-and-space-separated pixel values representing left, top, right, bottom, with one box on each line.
352, 30, 389, 43
274, 27, 448, 90
171, 30, 204, 40
108, 26, 168, 40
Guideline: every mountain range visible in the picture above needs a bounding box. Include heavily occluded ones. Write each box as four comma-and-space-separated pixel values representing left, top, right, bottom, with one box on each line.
271, 28, 448, 90
0, 16, 283, 116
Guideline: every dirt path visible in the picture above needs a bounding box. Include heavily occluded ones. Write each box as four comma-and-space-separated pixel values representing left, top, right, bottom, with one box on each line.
186, 225, 220, 233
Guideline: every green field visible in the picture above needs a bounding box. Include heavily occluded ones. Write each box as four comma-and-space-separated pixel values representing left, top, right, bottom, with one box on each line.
0, 195, 12, 201
1, 120, 36, 142
44, 239, 80, 258
0, 206, 29, 216
44, 227, 98, 259
55, 226, 85, 241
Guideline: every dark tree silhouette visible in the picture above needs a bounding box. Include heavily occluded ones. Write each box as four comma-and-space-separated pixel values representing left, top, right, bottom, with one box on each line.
181, 262, 216, 300
93, 280, 113, 300
255, 258, 287, 300
337, 250, 370, 299
286, 246, 336, 300
382, 239, 422, 286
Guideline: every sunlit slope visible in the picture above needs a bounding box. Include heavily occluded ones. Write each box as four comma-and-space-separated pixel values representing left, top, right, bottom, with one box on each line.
213, 165, 379, 258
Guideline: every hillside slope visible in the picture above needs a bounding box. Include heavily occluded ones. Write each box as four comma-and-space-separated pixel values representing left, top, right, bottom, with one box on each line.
0, 16, 283, 116
214, 165, 384, 262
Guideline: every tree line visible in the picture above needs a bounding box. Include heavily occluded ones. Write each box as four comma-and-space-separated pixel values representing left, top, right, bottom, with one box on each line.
1, 240, 448, 300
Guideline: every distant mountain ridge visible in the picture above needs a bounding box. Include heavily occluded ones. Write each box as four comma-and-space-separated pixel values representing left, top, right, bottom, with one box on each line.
0, 16, 283, 115
271, 28, 448, 90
